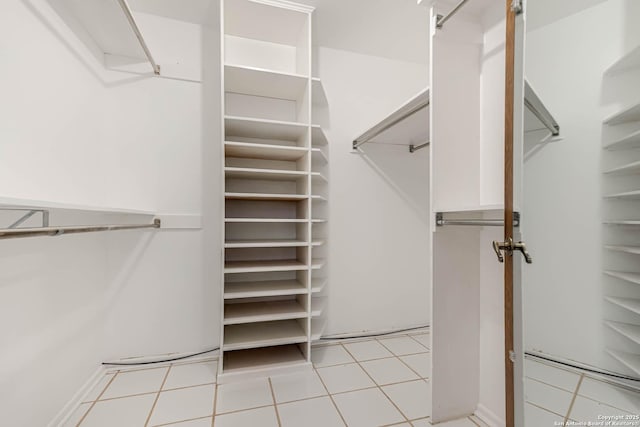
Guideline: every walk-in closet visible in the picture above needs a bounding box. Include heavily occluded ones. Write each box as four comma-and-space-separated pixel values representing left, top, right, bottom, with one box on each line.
1, 0, 639, 426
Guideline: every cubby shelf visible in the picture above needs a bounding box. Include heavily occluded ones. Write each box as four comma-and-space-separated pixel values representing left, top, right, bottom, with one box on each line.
605, 246, 640, 255
604, 130, 640, 151
225, 192, 308, 201
604, 103, 640, 126
605, 45, 640, 75
311, 297, 327, 317
604, 161, 640, 175
225, 218, 307, 223
604, 190, 640, 200
312, 148, 328, 163
224, 64, 308, 100
224, 239, 308, 248
311, 319, 327, 341
605, 296, 640, 316
606, 348, 640, 376
225, 141, 308, 161
225, 116, 308, 141
224, 260, 308, 274
312, 172, 329, 183
224, 301, 307, 325
225, 167, 308, 181
224, 280, 307, 299
223, 320, 307, 351
312, 126, 328, 146
223, 345, 308, 374
606, 321, 640, 346
311, 278, 328, 293
604, 271, 640, 285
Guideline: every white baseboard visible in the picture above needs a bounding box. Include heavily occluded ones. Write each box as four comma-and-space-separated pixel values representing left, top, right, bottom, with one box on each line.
47, 365, 106, 427
475, 403, 505, 427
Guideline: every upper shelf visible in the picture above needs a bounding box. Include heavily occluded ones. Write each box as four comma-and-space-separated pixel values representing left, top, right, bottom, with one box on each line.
224, 65, 308, 101
604, 103, 640, 126
0, 196, 154, 215
524, 79, 560, 136
604, 130, 640, 151
353, 88, 430, 152
225, 116, 308, 142
54, 0, 159, 74
605, 46, 640, 75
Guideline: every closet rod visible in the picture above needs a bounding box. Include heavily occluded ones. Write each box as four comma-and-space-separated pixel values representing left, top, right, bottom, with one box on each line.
436, 212, 520, 227
0, 218, 160, 240
436, 0, 471, 29
116, 0, 161, 75
409, 141, 430, 153
524, 80, 560, 136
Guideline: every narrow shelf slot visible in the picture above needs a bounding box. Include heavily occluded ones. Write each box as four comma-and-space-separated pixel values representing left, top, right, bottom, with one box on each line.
311, 259, 326, 270
605, 246, 640, 255
225, 141, 308, 161
225, 193, 308, 201
605, 296, 640, 316
225, 167, 308, 181
224, 64, 308, 101
224, 280, 307, 299
604, 190, 640, 200
604, 161, 640, 175
223, 345, 307, 374
311, 240, 325, 247
225, 239, 308, 249
224, 300, 307, 325
225, 259, 309, 274
223, 320, 307, 351
225, 116, 309, 141
311, 172, 329, 183
604, 271, 640, 285
606, 321, 640, 346
606, 348, 640, 376
605, 130, 640, 151
604, 104, 640, 126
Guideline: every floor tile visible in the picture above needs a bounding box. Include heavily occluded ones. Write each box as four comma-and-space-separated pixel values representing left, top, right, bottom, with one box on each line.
312, 345, 355, 367
569, 397, 632, 423
378, 336, 428, 356
332, 388, 405, 427
360, 358, 419, 385
524, 359, 580, 393
148, 384, 215, 426
578, 377, 640, 414
425, 417, 477, 426
101, 367, 168, 399
400, 353, 431, 378
62, 403, 90, 427
409, 333, 431, 350
214, 406, 278, 427
80, 394, 156, 426
164, 417, 213, 426
524, 402, 565, 426
411, 418, 431, 427
82, 374, 114, 402
316, 363, 375, 394
215, 378, 273, 414
469, 414, 491, 427
524, 378, 573, 418
382, 379, 431, 420
163, 361, 217, 390
278, 396, 345, 427
343, 340, 394, 361
270, 370, 327, 403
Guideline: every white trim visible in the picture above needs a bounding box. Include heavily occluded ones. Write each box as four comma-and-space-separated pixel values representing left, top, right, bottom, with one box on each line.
47, 365, 106, 427
248, 0, 315, 13
475, 403, 505, 427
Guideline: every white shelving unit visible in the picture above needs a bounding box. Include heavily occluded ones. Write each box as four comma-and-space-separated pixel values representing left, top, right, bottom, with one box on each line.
219, 0, 327, 381
602, 49, 640, 376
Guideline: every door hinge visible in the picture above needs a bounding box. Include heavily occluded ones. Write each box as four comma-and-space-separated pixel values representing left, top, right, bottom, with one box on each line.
492, 237, 533, 264
511, 0, 523, 14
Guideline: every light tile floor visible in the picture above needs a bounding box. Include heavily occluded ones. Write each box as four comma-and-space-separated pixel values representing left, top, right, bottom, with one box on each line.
62, 331, 639, 427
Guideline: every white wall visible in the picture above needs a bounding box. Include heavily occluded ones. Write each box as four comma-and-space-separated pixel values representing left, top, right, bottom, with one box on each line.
314, 46, 431, 335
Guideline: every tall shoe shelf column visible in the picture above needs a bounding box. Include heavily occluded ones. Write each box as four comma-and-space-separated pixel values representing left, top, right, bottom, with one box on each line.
220, 0, 327, 382
602, 46, 640, 375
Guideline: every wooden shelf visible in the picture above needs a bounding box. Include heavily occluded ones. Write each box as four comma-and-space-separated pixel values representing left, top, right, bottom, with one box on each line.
604, 130, 640, 151
225, 167, 308, 181
604, 220, 640, 226
224, 259, 308, 274
225, 218, 307, 223
225, 192, 308, 201
605, 296, 640, 316
604, 161, 640, 175
312, 126, 328, 146
311, 297, 327, 317
224, 64, 308, 100
311, 278, 328, 294
223, 345, 307, 374
605, 190, 640, 200
606, 348, 640, 376
606, 46, 640, 75
604, 103, 640, 126
225, 141, 308, 161
225, 116, 308, 141
224, 300, 307, 325
225, 239, 308, 249
606, 321, 640, 346
223, 320, 307, 351
604, 271, 640, 285
224, 280, 307, 299
605, 246, 640, 255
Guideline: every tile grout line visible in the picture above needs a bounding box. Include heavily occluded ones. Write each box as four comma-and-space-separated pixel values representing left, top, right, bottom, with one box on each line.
211, 383, 218, 427
144, 366, 172, 427
525, 401, 566, 418
215, 403, 275, 417
268, 377, 283, 427
339, 343, 412, 424
313, 365, 350, 426
468, 414, 483, 427
76, 371, 120, 426
563, 374, 584, 425
394, 353, 428, 380
153, 415, 213, 427
406, 334, 431, 351
104, 358, 217, 375
524, 376, 580, 394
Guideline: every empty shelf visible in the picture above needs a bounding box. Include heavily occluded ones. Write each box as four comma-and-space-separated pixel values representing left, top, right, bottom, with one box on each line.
311, 172, 328, 183
223, 320, 307, 351
312, 195, 327, 202
605, 190, 640, 200
311, 319, 328, 341
224, 280, 307, 299
225, 192, 308, 201
311, 240, 325, 247
312, 77, 327, 107
224, 259, 308, 274
312, 148, 328, 163
311, 278, 328, 294
312, 126, 328, 146
225, 218, 307, 223
311, 297, 327, 317
605, 246, 640, 255
311, 259, 326, 270
224, 300, 307, 325
606, 348, 640, 376
604, 130, 640, 151
225, 167, 307, 181
604, 161, 640, 175
604, 103, 640, 126
604, 220, 640, 226
604, 271, 640, 285
606, 321, 640, 346
605, 296, 640, 316
224, 65, 308, 100
225, 141, 308, 161
223, 345, 307, 374
606, 46, 640, 75
225, 239, 308, 248
312, 219, 328, 223
225, 116, 308, 141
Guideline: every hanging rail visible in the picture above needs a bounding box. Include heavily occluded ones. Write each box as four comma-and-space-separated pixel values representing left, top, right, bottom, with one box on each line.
436, 212, 520, 227
524, 80, 559, 136
0, 218, 160, 240
436, 0, 472, 29
0, 208, 50, 229
116, 0, 161, 75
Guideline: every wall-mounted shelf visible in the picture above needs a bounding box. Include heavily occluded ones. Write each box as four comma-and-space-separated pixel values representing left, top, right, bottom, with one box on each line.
225, 218, 307, 223
604, 103, 640, 126
225, 141, 308, 161
224, 64, 308, 100
604, 130, 640, 151
605, 296, 640, 316
606, 321, 640, 346
604, 220, 640, 226
606, 348, 640, 376
603, 271, 640, 285
604, 190, 640, 200
224, 300, 307, 325
605, 246, 640, 255
225, 116, 308, 141
224, 280, 307, 299
225, 192, 308, 201
225, 167, 308, 181
312, 126, 328, 146
0, 196, 155, 216
605, 45, 640, 75
604, 161, 640, 175
223, 320, 307, 351
311, 278, 328, 294
224, 260, 309, 274
224, 239, 308, 248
